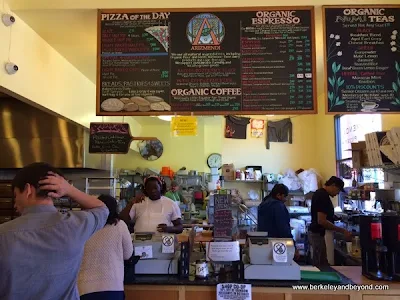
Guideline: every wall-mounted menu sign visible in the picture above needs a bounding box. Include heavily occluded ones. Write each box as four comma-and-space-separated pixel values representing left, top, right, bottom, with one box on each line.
324, 6, 400, 113
97, 7, 316, 116
89, 122, 156, 154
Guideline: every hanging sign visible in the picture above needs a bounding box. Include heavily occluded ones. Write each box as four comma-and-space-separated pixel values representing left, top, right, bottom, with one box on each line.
171, 116, 198, 136
89, 122, 156, 154
250, 119, 265, 138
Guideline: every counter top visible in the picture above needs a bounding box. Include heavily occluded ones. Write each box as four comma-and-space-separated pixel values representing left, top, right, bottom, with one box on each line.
126, 266, 354, 287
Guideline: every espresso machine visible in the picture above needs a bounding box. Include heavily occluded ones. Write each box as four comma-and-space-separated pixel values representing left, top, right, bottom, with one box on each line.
359, 215, 391, 280
382, 214, 400, 281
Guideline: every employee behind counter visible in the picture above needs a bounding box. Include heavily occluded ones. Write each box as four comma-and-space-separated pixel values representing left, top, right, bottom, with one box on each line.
120, 176, 183, 234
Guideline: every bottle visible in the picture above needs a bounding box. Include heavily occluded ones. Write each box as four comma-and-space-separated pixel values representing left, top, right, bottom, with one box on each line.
235, 170, 241, 180
240, 171, 245, 181
219, 176, 225, 188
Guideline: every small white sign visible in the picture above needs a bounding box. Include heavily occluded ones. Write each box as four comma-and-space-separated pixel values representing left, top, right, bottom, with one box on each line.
206, 241, 240, 262
217, 283, 252, 300
272, 241, 288, 263
296, 73, 304, 78
134, 245, 153, 259
161, 235, 175, 254
305, 73, 312, 78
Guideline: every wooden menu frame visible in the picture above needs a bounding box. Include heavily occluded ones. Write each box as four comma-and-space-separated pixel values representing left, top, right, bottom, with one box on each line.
96, 6, 317, 116
323, 5, 400, 115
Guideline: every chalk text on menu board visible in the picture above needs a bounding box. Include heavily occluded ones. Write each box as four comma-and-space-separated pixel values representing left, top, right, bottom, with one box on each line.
89, 123, 132, 154
213, 193, 233, 240
325, 6, 400, 113
98, 8, 316, 115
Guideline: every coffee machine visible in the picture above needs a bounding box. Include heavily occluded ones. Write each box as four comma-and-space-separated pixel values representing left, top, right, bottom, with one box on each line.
360, 215, 391, 280
382, 214, 400, 281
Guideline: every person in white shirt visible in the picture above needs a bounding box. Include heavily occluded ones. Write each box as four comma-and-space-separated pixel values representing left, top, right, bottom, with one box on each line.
128, 176, 183, 234
78, 195, 133, 300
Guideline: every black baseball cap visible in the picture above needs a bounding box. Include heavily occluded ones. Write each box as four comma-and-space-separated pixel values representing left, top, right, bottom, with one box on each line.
325, 176, 345, 192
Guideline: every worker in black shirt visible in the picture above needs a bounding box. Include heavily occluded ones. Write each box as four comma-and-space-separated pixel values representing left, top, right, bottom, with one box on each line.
258, 184, 299, 259
308, 176, 352, 267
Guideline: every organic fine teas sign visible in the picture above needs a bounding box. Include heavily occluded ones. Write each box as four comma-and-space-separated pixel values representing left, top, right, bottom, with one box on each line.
97, 7, 317, 116
171, 116, 198, 136
324, 6, 400, 113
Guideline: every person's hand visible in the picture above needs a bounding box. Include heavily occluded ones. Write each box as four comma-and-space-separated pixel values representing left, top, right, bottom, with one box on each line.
344, 230, 353, 241
157, 224, 168, 233
133, 195, 145, 204
38, 172, 72, 198
294, 249, 300, 261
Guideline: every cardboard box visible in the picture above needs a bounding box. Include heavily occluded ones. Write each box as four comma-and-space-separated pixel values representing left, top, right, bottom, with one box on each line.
351, 142, 369, 169
221, 164, 235, 181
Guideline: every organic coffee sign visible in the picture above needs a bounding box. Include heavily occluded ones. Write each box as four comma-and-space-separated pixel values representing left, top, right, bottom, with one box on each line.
97, 7, 316, 116
324, 6, 400, 113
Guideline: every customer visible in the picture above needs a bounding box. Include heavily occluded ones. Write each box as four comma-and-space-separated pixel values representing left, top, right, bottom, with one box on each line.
165, 180, 186, 204
78, 194, 133, 300
308, 176, 352, 267
258, 184, 292, 238
0, 162, 108, 300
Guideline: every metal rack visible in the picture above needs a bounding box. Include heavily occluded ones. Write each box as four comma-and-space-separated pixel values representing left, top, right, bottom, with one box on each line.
85, 177, 118, 198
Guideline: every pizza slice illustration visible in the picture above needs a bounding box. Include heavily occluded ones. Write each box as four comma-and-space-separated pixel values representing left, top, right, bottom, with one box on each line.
145, 26, 169, 52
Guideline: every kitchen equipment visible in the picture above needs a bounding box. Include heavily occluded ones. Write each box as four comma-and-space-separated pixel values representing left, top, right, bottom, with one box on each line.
243, 232, 300, 280
360, 215, 391, 280
352, 236, 361, 258
382, 214, 400, 281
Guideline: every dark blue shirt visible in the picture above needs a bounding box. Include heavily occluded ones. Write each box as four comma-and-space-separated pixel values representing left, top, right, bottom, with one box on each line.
257, 197, 293, 239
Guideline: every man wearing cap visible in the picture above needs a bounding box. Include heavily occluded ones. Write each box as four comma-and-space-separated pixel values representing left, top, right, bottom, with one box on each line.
308, 176, 352, 267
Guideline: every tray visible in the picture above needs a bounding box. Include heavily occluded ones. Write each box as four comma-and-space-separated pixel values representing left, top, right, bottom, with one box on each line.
300, 270, 342, 283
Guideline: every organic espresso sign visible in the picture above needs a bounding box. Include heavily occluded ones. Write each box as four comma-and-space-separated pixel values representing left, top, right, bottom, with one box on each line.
324, 6, 400, 113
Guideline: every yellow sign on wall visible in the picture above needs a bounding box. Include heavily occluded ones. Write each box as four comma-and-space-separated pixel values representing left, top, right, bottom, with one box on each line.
171, 116, 198, 136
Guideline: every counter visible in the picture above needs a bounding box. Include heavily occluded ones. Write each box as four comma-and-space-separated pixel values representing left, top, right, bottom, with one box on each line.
124, 267, 400, 300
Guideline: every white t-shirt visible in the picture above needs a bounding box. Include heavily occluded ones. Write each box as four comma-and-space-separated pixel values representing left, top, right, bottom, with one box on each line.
129, 196, 182, 226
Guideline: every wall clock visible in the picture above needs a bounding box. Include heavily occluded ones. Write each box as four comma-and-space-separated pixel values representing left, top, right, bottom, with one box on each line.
207, 153, 222, 168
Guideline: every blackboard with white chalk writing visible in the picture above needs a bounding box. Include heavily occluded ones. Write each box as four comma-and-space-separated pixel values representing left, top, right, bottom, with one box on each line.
97, 7, 317, 116
213, 193, 233, 240
324, 6, 400, 113
89, 123, 132, 154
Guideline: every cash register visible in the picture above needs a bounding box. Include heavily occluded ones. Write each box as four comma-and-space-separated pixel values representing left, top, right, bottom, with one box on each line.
133, 233, 182, 275
243, 232, 301, 280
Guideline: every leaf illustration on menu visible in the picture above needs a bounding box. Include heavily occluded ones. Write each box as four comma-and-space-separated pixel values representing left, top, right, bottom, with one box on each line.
393, 82, 399, 93
336, 99, 345, 105
332, 62, 337, 73
328, 77, 335, 87
336, 64, 342, 73
328, 91, 334, 101
337, 77, 345, 87
396, 61, 400, 73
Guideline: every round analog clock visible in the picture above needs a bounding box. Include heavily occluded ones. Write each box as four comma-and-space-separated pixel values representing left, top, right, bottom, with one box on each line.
207, 153, 222, 168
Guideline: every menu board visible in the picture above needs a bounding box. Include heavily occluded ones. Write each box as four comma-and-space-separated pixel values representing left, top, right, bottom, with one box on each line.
324, 6, 400, 113
89, 123, 132, 154
97, 8, 316, 116
213, 193, 233, 240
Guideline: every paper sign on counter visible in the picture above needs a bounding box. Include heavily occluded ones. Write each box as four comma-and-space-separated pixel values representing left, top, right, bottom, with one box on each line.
217, 283, 251, 300
161, 235, 175, 254
134, 245, 153, 259
206, 241, 240, 262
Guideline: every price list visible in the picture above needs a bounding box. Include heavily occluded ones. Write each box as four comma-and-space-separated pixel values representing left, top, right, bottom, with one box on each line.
100, 12, 170, 112
240, 9, 314, 111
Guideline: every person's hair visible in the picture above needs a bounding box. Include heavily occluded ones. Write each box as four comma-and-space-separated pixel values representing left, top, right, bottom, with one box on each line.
11, 162, 64, 198
268, 184, 289, 198
143, 176, 167, 195
325, 178, 336, 186
98, 194, 119, 226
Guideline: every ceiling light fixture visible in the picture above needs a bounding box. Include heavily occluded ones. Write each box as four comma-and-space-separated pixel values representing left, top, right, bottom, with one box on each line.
158, 115, 173, 122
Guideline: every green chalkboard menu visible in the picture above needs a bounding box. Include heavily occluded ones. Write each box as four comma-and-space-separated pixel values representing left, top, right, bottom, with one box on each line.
324, 6, 400, 113
97, 7, 316, 116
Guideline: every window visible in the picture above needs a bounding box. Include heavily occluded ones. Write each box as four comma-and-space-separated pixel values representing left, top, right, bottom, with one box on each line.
334, 114, 384, 210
